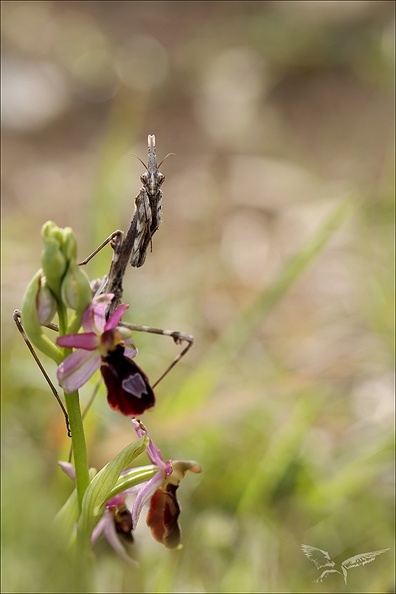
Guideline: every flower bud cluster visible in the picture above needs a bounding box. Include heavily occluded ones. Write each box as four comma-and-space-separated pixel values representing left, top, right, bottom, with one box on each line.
21, 221, 92, 362
41, 221, 92, 314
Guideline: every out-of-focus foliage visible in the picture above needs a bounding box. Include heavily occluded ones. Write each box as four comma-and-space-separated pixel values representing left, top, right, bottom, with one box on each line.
2, 2, 394, 592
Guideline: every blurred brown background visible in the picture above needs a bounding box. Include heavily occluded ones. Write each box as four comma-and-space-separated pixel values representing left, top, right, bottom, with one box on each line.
2, 2, 394, 593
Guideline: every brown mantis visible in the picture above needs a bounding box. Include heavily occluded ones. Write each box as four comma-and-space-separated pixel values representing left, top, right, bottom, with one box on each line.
14, 135, 193, 435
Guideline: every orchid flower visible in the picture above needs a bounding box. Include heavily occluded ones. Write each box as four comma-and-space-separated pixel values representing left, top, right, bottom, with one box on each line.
56, 294, 155, 416
59, 461, 138, 564
59, 420, 201, 560
91, 493, 136, 564
131, 419, 201, 549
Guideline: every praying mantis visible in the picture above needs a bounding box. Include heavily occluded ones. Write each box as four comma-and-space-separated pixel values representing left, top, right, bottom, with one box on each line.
14, 135, 193, 435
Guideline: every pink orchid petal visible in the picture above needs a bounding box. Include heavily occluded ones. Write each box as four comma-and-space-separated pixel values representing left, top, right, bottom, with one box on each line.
92, 296, 113, 333
57, 332, 99, 350
91, 516, 106, 544
106, 493, 127, 508
102, 509, 137, 565
105, 303, 129, 331
57, 349, 101, 393
132, 419, 165, 468
164, 460, 173, 479
82, 294, 114, 333
132, 418, 144, 437
146, 440, 166, 470
58, 461, 76, 482
131, 470, 164, 528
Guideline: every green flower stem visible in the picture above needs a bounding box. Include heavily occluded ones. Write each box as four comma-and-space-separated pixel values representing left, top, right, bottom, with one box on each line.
64, 390, 90, 513
57, 302, 69, 337
57, 302, 89, 511
67, 310, 85, 335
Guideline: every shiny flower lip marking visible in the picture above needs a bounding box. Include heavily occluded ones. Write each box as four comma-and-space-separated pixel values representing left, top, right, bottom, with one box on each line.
57, 294, 155, 416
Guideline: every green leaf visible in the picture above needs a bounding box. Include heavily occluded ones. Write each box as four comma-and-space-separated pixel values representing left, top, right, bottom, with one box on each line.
106, 465, 159, 501
77, 436, 148, 546
54, 468, 97, 545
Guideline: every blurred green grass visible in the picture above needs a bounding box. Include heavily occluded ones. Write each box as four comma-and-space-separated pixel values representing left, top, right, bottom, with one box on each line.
2, 2, 394, 593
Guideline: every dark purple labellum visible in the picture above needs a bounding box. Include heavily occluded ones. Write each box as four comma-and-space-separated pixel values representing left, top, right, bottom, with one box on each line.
100, 345, 155, 416
113, 505, 134, 543
146, 483, 181, 549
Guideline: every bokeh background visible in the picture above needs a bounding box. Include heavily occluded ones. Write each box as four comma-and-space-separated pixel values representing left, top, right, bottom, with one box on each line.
2, 2, 394, 592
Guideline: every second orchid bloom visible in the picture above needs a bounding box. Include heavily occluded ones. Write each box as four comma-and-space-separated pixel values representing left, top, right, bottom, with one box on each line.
61, 420, 201, 562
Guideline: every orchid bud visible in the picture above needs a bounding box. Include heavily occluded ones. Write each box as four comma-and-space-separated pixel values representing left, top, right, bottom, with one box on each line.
61, 262, 92, 312
63, 228, 78, 262
41, 224, 67, 300
21, 270, 63, 364
41, 220, 64, 244
37, 275, 57, 325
